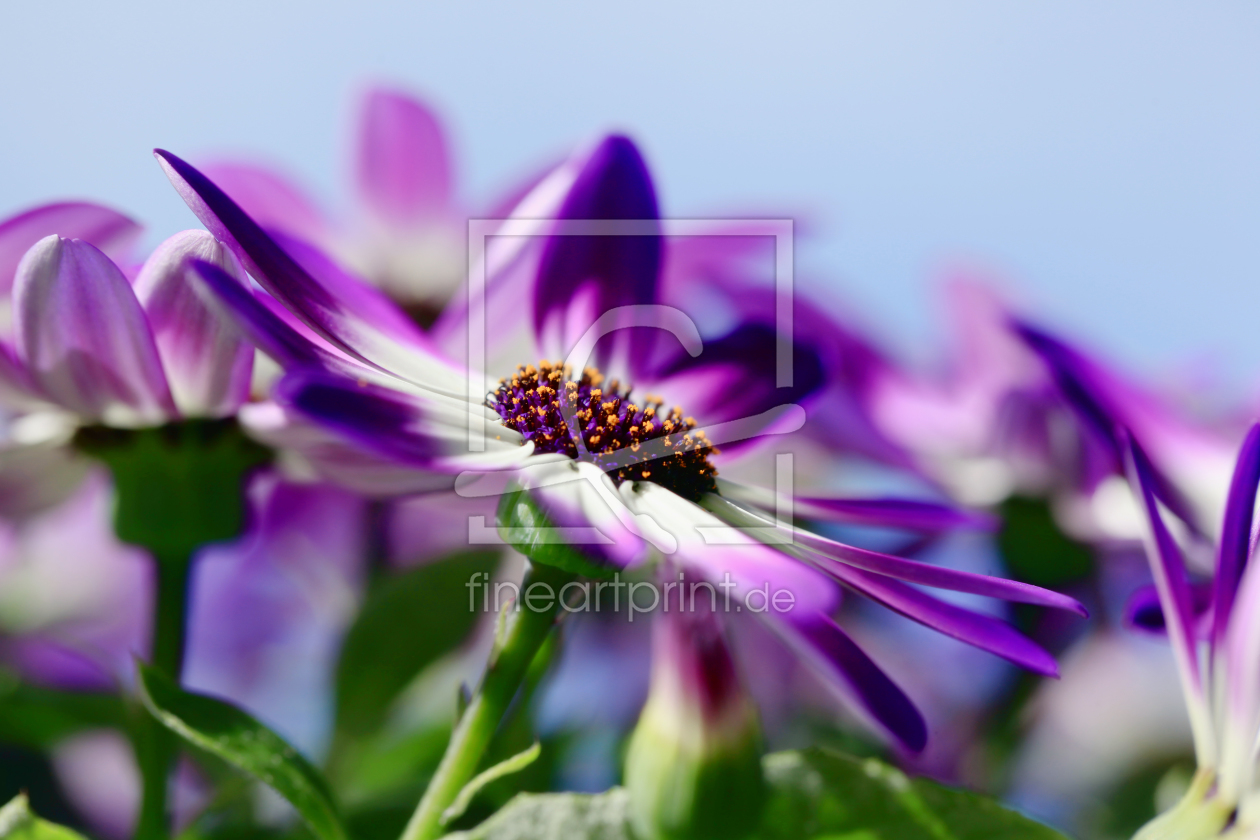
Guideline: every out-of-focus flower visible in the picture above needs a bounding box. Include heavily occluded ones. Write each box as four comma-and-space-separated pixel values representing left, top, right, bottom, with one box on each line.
1014, 320, 1240, 546
155, 141, 1087, 753
0, 202, 149, 518
1123, 425, 1260, 838
203, 87, 464, 313
11, 230, 252, 426
1010, 631, 1191, 831
0, 470, 366, 837
854, 280, 1241, 549
0, 470, 149, 689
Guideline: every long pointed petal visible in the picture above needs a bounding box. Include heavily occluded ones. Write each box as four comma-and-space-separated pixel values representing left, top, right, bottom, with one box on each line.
134, 231, 253, 417
1123, 431, 1214, 766
769, 612, 927, 752
14, 236, 175, 424
154, 150, 464, 397
704, 494, 1081, 613
793, 496, 997, 532
818, 561, 1060, 676
718, 481, 994, 533
1016, 320, 1203, 532
806, 538, 1085, 614
187, 260, 347, 372
1212, 422, 1260, 647
0, 202, 141, 293
273, 369, 444, 467
356, 87, 453, 224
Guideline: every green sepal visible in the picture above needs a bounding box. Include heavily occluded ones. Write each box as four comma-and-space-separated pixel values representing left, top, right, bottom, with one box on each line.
74, 418, 271, 560
496, 486, 618, 579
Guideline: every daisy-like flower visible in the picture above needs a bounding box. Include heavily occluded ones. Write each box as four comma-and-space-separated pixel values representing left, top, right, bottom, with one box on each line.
5, 227, 252, 428
156, 134, 1087, 757
202, 86, 465, 317
1123, 423, 1260, 839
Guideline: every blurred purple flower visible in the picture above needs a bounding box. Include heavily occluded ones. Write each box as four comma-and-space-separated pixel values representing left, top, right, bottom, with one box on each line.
154, 141, 1086, 753
10, 230, 253, 425
202, 86, 464, 310
0, 470, 367, 836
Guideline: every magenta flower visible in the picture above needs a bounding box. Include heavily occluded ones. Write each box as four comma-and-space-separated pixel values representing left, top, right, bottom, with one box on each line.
202, 86, 464, 311
155, 139, 1086, 754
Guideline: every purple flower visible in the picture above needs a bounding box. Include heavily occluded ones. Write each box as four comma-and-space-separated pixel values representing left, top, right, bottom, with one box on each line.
1123, 425, 1260, 836
155, 141, 1085, 753
6, 229, 254, 426
201, 86, 465, 309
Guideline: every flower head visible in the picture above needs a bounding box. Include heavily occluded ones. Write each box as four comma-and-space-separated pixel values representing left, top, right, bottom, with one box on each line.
202, 86, 464, 312
7, 229, 253, 427
155, 140, 1086, 754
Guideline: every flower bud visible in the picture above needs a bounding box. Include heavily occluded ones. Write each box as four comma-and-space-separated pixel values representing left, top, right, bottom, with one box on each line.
624, 594, 765, 840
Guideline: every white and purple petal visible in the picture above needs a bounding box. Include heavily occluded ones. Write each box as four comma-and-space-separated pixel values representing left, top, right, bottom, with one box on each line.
196, 162, 330, 245
133, 231, 254, 417
187, 259, 349, 373
1123, 432, 1215, 766
155, 150, 464, 398
533, 135, 662, 369
14, 236, 175, 424
1211, 422, 1260, 646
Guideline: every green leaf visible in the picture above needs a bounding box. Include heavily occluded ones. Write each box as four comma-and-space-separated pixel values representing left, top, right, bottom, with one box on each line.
0, 794, 89, 840
442, 789, 632, 840
759, 749, 1072, 840
334, 551, 499, 739
136, 662, 347, 840
74, 419, 271, 559
497, 487, 619, 579
440, 749, 1072, 840
442, 742, 542, 827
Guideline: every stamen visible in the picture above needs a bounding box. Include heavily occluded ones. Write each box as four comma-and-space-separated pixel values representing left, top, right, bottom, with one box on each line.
487, 360, 719, 501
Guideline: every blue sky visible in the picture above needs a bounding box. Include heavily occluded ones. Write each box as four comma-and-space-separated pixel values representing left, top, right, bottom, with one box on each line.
4, 1, 1258, 386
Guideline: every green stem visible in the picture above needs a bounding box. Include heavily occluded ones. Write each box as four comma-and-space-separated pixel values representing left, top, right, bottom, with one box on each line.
400, 562, 575, 840
134, 553, 192, 840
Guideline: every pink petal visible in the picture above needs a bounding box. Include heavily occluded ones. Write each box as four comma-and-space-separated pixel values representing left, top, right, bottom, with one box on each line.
356, 87, 453, 225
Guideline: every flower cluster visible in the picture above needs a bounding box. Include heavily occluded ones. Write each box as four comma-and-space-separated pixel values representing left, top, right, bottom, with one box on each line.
0, 84, 1243, 840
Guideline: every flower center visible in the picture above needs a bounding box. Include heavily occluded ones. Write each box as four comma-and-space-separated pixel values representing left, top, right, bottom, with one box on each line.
488, 361, 719, 502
